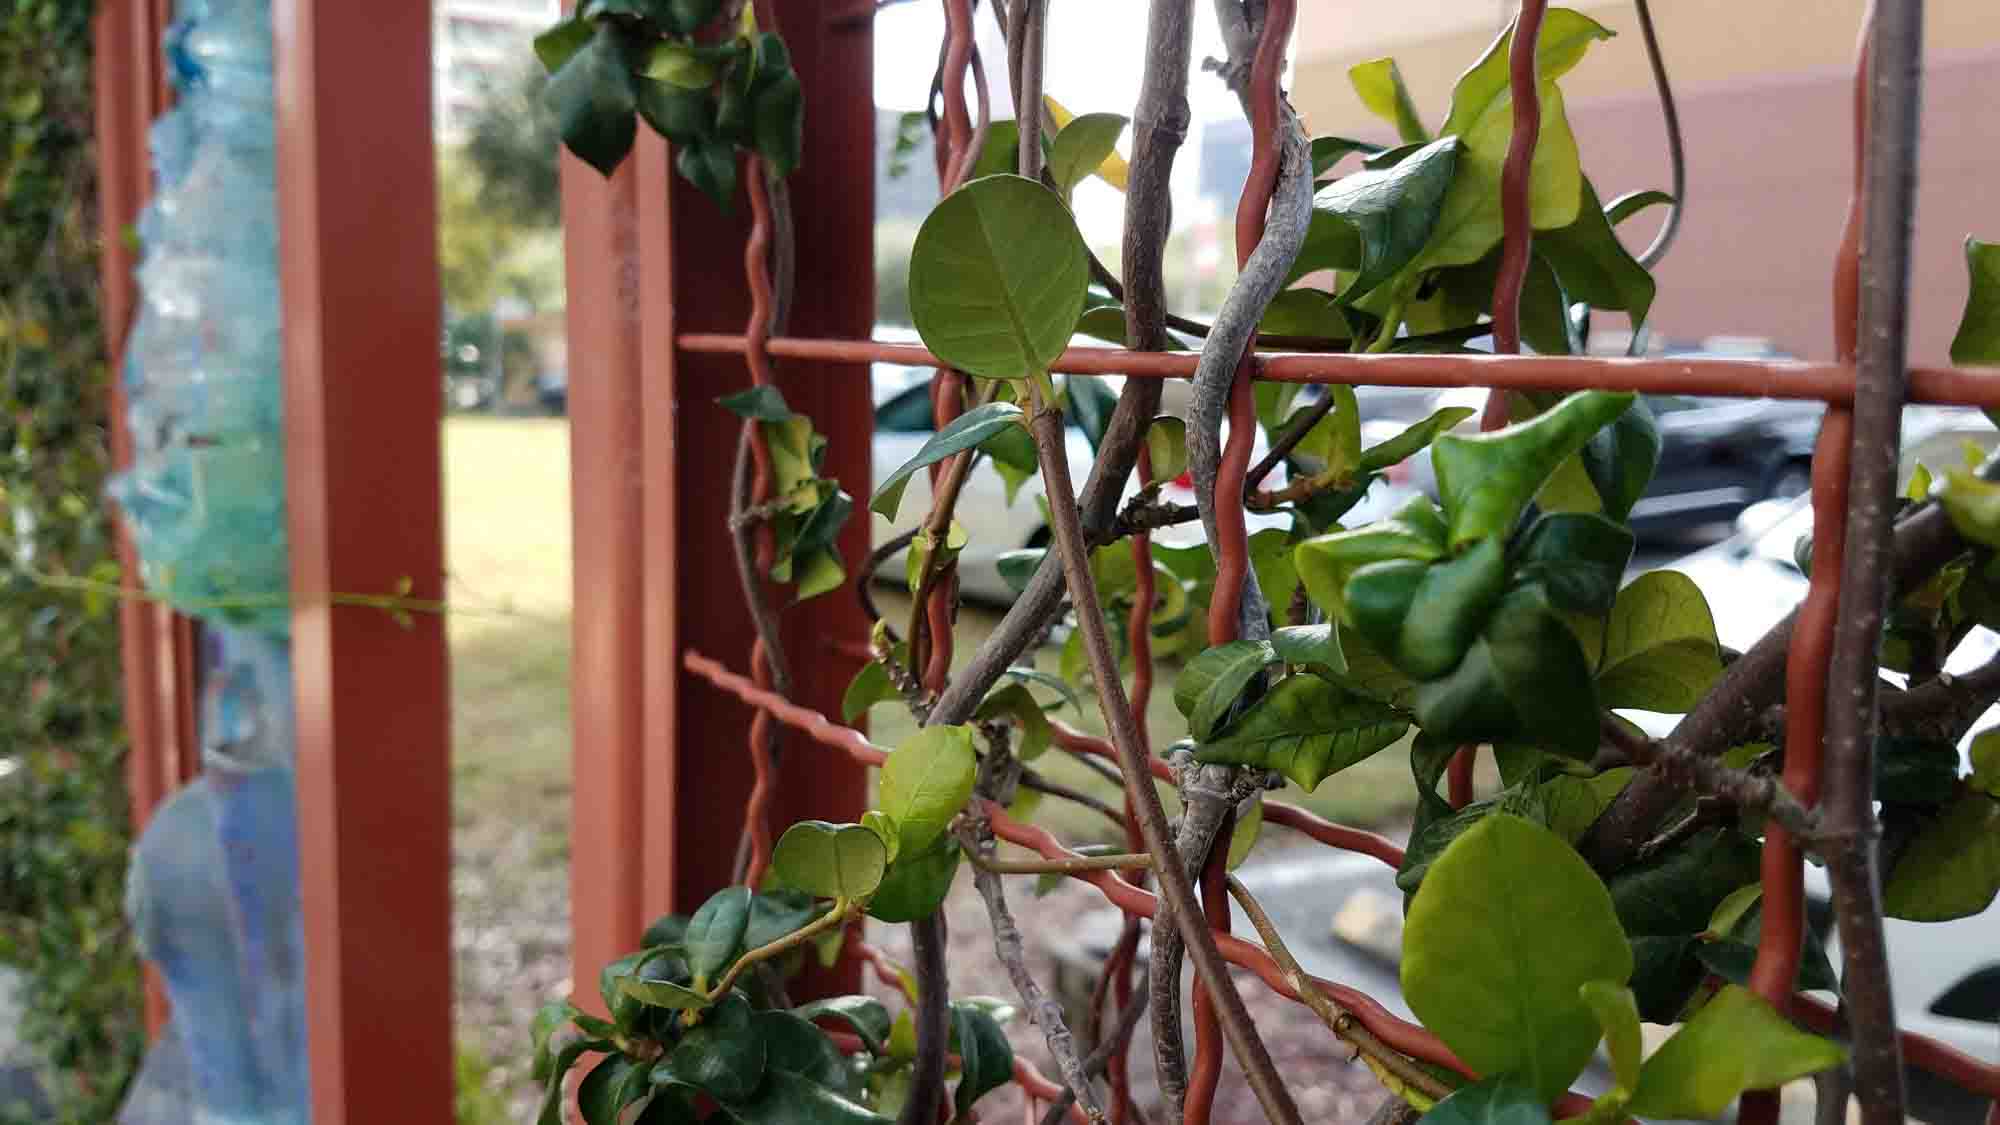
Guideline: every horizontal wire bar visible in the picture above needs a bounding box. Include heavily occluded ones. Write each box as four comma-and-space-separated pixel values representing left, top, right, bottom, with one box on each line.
678, 333, 2000, 409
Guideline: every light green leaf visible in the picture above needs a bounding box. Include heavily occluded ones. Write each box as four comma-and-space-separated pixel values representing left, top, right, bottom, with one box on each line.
1628, 985, 1846, 1118
544, 23, 640, 177
1047, 113, 1129, 200
877, 725, 979, 854
539, 1037, 613, 1125
1949, 237, 2000, 367
1972, 729, 2000, 797
533, 16, 594, 73
909, 175, 1091, 380
870, 402, 1025, 520
1596, 570, 1723, 712
1271, 623, 1346, 673
1431, 390, 1634, 546
646, 41, 718, 88
1358, 406, 1476, 473
1348, 58, 1430, 144
685, 886, 753, 984
1193, 674, 1409, 791
1316, 136, 1460, 305
860, 811, 902, 867
719, 385, 792, 422
1707, 884, 1765, 937
771, 821, 888, 900
842, 660, 897, 722
621, 973, 709, 1011
1578, 980, 1643, 1093
1145, 416, 1189, 486
1933, 469, 2000, 549
1882, 789, 2000, 921
1176, 640, 1277, 741
1402, 813, 1632, 1103
1294, 518, 1445, 621
1603, 189, 1674, 227
1227, 800, 1264, 871
1440, 9, 1617, 138
1539, 178, 1655, 330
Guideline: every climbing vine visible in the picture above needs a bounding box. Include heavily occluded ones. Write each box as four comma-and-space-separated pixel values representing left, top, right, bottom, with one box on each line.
535, 2, 2000, 1123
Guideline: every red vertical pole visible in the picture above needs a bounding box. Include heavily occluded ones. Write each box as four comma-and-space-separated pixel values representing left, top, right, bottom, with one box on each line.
273, 1, 453, 1121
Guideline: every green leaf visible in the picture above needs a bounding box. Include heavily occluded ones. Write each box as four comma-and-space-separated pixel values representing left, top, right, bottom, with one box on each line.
1972, 729, 2000, 797
1596, 570, 1723, 712
843, 660, 897, 722
1882, 789, 2000, 921
621, 973, 709, 1012
1485, 586, 1601, 759
878, 725, 978, 854
1066, 374, 1119, 450
1579, 398, 1660, 522
1348, 58, 1430, 144
646, 41, 718, 88
1431, 390, 1634, 546
1294, 516, 1446, 621
1145, 416, 1189, 486
771, 821, 888, 900
663, 993, 767, 1103
1607, 826, 1761, 936
676, 139, 740, 208
1627, 935, 1705, 1024
545, 23, 640, 176
1176, 640, 1277, 741
1286, 209, 1366, 284
722, 1067, 892, 1123
1312, 135, 1387, 180
909, 175, 1091, 381
751, 68, 805, 178
949, 1003, 1015, 1119
1603, 189, 1674, 227
1227, 799, 1265, 870
1875, 735, 1962, 806
1440, 10, 1616, 138
1000, 666, 1082, 714
578, 1056, 645, 1125
1271, 623, 1346, 673
756, 1009, 857, 1095
870, 403, 1025, 520
866, 833, 963, 924
976, 682, 1053, 760
1358, 407, 1476, 474
532, 1000, 584, 1082
1402, 538, 1511, 680
1578, 980, 1643, 1093
793, 995, 893, 1055
1418, 1077, 1552, 1125
1047, 113, 1129, 200
1513, 512, 1634, 614
535, 16, 595, 73
685, 886, 753, 984
1316, 136, 1459, 305
1628, 985, 1846, 1119
1949, 237, 2000, 366
744, 889, 820, 950
1193, 674, 1409, 792
719, 385, 792, 421
1538, 178, 1655, 330
1401, 813, 1632, 1103
967, 120, 1024, 182
638, 77, 715, 145
1934, 469, 2000, 549
540, 1038, 613, 1125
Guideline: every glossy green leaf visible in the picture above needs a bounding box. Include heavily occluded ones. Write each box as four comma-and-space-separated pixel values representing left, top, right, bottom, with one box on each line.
744, 889, 820, 950
635, 1085, 701, 1124
578, 1056, 645, 1125
878, 725, 977, 854
1358, 407, 1477, 474
950, 1003, 1015, 1119
1596, 570, 1723, 712
660, 0, 721, 34
1402, 813, 1631, 1102
1047, 113, 1129, 200
866, 834, 963, 924
1317, 136, 1459, 305
1259, 289, 1352, 343
545, 23, 640, 176
531, 1000, 590, 1082
771, 821, 888, 901
1432, 390, 1634, 546
842, 660, 896, 722
860, 810, 902, 867
1295, 519, 1446, 621
646, 42, 718, 88
1486, 587, 1601, 758
663, 993, 767, 1103
1411, 79, 1585, 279
909, 175, 1090, 380
1949, 237, 2000, 366
1539, 178, 1655, 329
621, 972, 708, 1012
1145, 416, 1189, 486
1418, 1077, 1552, 1125
1441, 9, 1616, 138
1405, 538, 1510, 679
1177, 640, 1277, 741
1933, 469, 2000, 549
751, 68, 804, 178
1348, 58, 1430, 144
676, 139, 739, 208
1882, 789, 2000, 921
793, 995, 893, 1056
1578, 980, 1643, 1093
966, 119, 1025, 182
1628, 985, 1846, 1119
1271, 623, 1346, 673
756, 1010, 856, 1095
1603, 189, 1674, 227
1875, 735, 1962, 806
719, 385, 792, 422
1513, 512, 1634, 614
870, 402, 1025, 520
685, 886, 753, 984
1534, 767, 1633, 843
722, 1067, 893, 1123
1193, 674, 1409, 791
534, 16, 594, 73
1696, 936, 1840, 995
1579, 398, 1660, 522
1285, 208, 1366, 284
1627, 935, 1705, 1024
1312, 135, 1387, 180
540, 1037, 614, 1125
1607, 826, 1761, 936
976, 682, 1052, 759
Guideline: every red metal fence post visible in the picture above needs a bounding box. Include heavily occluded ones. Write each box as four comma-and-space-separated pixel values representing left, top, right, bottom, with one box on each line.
273, 1, 454, 1120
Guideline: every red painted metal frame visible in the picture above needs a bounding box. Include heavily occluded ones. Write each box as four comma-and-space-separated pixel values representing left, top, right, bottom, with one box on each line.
273, 2, 454, 1120
563, 0, 875, 1018
92, 0, 204, 1037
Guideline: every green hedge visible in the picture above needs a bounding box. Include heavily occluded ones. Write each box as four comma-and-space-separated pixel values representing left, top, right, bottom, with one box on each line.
0, 1, 144, 1121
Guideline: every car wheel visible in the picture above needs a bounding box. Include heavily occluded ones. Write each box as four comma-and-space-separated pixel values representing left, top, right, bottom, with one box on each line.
1765, 461, 1812, 500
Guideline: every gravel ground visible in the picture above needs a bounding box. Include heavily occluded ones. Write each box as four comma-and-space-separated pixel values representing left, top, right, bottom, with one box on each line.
453, 814, 571, 1120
